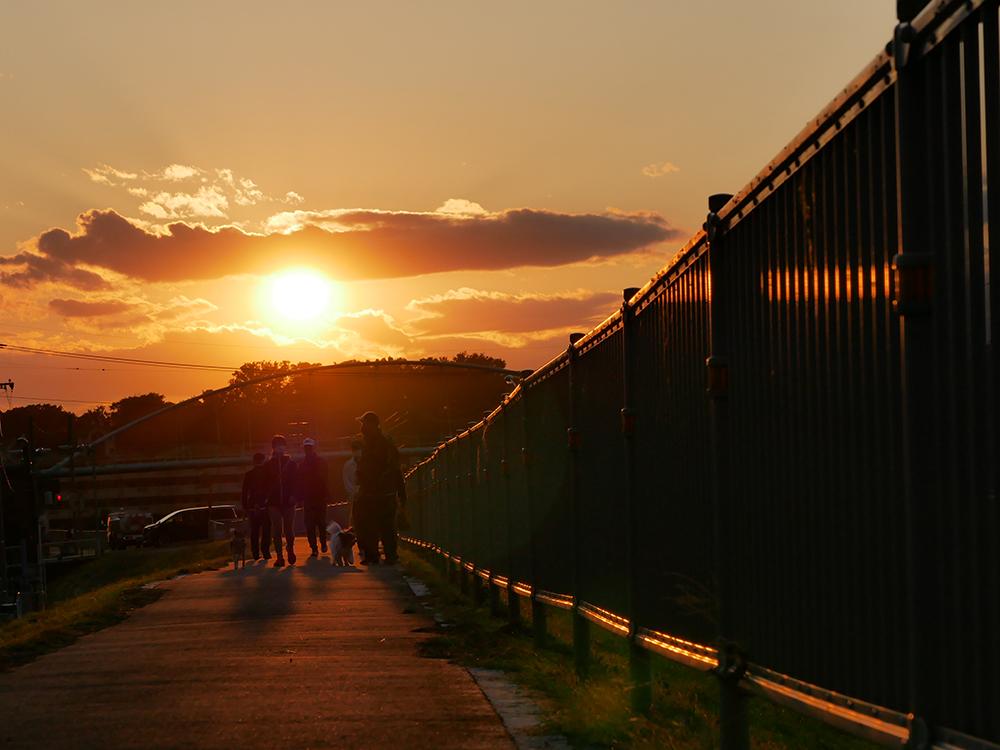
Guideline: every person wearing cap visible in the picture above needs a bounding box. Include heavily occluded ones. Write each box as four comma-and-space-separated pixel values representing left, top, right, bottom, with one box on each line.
355, 411, 407, 564
296, 437, 330, 557
241, 452, 271, 561
264, 434, 297, 567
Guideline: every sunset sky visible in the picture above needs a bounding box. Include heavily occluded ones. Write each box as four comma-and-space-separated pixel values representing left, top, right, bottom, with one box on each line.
0, 1, 894, 410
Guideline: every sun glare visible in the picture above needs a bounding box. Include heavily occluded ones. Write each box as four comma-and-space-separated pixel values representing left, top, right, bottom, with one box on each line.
268, 270, 334, 322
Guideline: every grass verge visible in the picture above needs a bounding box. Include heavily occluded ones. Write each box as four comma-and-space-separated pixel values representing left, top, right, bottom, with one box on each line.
0, 541, 229, 670
400, 545, 877, 750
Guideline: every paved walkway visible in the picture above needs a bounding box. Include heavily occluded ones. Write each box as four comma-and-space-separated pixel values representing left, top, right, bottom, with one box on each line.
0, 541, 514, 749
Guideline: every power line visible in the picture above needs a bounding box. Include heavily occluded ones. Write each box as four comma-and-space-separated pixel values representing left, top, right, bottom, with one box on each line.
5, 395, 114, 405
0, 343, 240, 373
0, 361, 137, 372
0, 320, 344, 354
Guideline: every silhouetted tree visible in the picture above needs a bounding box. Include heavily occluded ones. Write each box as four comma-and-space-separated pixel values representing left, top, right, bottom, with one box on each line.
450, 351, 507, 370
109, 393, 170, 430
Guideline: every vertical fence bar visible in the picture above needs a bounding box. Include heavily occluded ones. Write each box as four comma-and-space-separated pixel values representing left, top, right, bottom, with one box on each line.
893, 12, 937, 745
461, 437, 472, 598
502, 405, 521, 624
982, 11, 1000, 741
447, 442, 458, 584
706, 192, 748, 750
522, 392, 546, 646
621, 286, 651, 713
566, 333, 590, 677
486, 422, 503, 617
471, 435, 485, 605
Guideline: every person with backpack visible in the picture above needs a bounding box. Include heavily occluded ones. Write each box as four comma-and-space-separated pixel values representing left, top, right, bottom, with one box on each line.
264, 434, 297, 567
354, 412, 407, 564
241, 452, 271, 561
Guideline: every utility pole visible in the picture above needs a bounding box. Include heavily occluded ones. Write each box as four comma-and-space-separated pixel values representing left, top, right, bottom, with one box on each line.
0, 380, 11, 600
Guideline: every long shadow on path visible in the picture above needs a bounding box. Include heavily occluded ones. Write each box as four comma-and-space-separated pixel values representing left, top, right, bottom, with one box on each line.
0, 539, 513, 749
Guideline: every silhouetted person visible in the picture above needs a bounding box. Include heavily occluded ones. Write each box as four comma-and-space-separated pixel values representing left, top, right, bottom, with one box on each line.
264, 434, 297, 567
241, 452, 271, 560
297, 437, 330, 557
355, 412, 407, 565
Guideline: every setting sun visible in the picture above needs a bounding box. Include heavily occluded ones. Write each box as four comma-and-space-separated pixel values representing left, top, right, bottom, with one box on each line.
268, 269, 335, 322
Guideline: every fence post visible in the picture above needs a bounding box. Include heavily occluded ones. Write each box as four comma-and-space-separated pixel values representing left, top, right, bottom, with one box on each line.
706, 192, 748, 750
566, 332, 591, 678
523, 392, 547, 647
502, 405, 522, 625
892, 9, 937, 746
620, 286, 651, 713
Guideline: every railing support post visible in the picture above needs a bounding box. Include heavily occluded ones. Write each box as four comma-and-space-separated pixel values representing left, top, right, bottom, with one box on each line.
621, 286, 651, 713
532, 597, 548, 648
629, 640, 652, 713
706, 193, 749, 750
893, 14, 938, 744
488, 576, 501, 616
507, 583, 521, 625
567, 332, 591, 679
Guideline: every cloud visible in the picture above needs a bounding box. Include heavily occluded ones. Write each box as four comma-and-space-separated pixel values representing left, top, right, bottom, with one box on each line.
83, 165, 139, 185
0, 250, 110, 290
435, 198, 488, 216
642, 161, 681, 178
324, 310, 414, 359
138, 185, 229, 219
48, 298, 135, 317
7, 204, 679, 288
406, 288, 619, 335
150, 295, 218, 321
81, 163, 305, 222
161, 164, 200, 181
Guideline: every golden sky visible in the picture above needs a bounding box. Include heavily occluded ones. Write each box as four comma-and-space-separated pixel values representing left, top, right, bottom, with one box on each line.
0, 1, 894, 410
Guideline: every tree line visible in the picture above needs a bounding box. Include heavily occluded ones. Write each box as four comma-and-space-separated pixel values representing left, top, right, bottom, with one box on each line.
2, 352, 510, 464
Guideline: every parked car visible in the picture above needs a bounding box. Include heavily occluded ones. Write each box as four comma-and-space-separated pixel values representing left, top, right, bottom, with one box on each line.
142, 505, 243, 547
107, 511, 155, 550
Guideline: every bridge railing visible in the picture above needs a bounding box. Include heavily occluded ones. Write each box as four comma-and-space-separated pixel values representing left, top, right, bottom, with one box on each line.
404, 1, 999, 747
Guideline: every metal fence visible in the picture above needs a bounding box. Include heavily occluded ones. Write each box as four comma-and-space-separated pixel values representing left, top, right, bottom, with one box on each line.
404, 2, 999, 747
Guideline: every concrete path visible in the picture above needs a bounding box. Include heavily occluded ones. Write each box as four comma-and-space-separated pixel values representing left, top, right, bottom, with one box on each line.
0, 541, 514, 750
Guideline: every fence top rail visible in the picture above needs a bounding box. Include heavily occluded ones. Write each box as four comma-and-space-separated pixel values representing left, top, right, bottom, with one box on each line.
715, 0, 985, 234
716, 48, 894, 233
405, 0, 983, 481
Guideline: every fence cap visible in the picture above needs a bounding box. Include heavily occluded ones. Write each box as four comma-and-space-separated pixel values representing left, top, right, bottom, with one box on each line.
708, 193, 734, 214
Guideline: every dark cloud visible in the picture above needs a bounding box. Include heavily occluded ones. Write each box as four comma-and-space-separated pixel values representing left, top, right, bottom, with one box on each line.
407, 289, 620, 335
0, 251, 110, 290
7, 206, 680, 288
48, 298, 135, 317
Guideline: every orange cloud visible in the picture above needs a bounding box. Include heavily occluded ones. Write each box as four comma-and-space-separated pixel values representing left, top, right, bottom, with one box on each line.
0, 250, 110, 290
642, 161, 681, 177
407, 288, 619, 335
48, 298, 135, 317
6, 205, 679, 288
